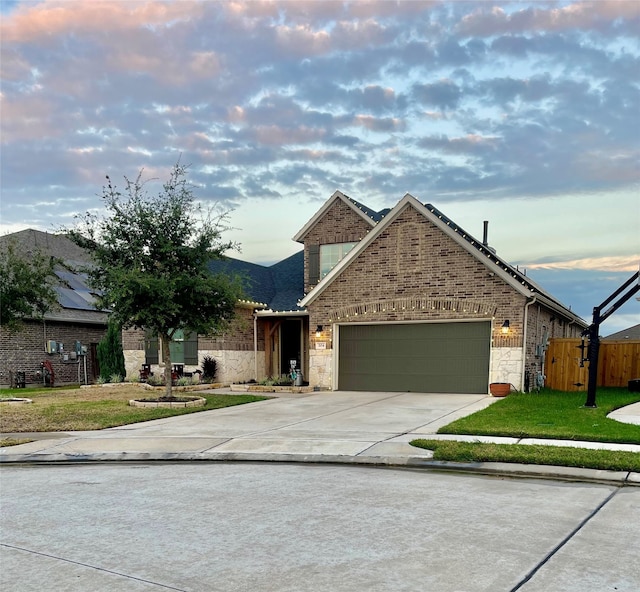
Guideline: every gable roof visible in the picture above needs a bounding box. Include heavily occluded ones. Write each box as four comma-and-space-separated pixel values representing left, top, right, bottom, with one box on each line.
603, 323, 640, 340
299, 194, 587, 326
208, 250, 305, 312
293, 190, 387, 243
0, 229, 108, 324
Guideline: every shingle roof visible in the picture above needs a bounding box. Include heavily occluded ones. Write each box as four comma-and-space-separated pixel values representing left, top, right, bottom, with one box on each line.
603, 324, 640, 340
342, 195, 389, 222
0, 229, 107, 323
208, 250, 304, 312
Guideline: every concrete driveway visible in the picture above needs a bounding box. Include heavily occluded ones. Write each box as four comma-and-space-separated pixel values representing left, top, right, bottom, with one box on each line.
1, 390, 495, 463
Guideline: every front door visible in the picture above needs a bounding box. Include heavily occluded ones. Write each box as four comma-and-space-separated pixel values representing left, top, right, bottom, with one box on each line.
280, 319, 303, 376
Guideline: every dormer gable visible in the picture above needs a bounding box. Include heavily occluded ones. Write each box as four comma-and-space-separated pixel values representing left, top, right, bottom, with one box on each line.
294, 190, 385, 292
293, 190, 379, 244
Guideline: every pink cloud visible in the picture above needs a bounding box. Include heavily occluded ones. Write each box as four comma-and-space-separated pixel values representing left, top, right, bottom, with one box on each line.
1, 1, 203, 43
346, 0, 436, 20
352, 114, 405, 132
526, 255, 639, 272
457, 1, 640, 37
275, 23, 331, 55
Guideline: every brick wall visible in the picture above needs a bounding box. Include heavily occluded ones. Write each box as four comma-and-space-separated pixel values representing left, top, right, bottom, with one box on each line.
199, 307, 262, 351
307, 204, 527, 342
305, 203, 585, 390
0, 320, 106, 387
302, 198, 374, 293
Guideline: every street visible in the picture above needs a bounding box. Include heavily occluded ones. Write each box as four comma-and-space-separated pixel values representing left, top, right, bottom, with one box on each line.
1, 463, 638, 591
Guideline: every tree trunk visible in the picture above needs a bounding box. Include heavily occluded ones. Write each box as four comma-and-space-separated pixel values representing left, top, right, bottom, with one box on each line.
161, 333, 173, 398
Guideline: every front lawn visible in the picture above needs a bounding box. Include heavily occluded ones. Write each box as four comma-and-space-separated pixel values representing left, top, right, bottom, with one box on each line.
0, 385, 268, 433
438, 388, 640, 444
410, 439, 640, 473
410, 387, 640, 473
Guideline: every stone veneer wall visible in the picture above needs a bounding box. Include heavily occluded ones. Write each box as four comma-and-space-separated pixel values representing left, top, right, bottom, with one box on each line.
198, 349, 264, 384
490, 347, 523, 388
121, 306, 265, 383
308, 349, 332, 390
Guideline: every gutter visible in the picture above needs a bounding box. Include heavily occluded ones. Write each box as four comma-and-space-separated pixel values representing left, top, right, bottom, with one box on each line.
522, 296, 537, 391
253, 313, 258, 382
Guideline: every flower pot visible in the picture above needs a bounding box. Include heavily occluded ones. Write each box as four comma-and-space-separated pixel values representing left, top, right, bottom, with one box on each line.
490, 382, 511, 397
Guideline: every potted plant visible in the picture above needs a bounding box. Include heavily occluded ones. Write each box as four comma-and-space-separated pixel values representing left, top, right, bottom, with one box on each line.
489, 382, 511, 397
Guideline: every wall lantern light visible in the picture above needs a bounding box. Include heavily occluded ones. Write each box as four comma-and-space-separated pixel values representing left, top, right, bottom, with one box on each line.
501, 320, 510, 335
316, 325, 323, 338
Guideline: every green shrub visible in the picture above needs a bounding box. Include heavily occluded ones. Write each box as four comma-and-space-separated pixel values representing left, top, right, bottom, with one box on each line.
147, 374, 163, 387
97, 321, 126, 382
201, 355, 217, 382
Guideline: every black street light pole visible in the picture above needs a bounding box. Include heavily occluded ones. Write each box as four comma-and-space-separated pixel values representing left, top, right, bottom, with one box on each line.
583, 270, 639, 408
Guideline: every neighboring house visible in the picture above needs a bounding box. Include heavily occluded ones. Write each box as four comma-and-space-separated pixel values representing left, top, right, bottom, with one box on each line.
603, 324, 640, 340
0, 230, 108, 387
126, 190, 587, 393
121, 251, 305, 383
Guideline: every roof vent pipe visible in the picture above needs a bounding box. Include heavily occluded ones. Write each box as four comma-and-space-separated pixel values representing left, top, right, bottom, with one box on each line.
483, 221, 489, 246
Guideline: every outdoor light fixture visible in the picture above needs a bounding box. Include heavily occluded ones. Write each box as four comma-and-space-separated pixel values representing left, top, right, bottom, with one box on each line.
316, 325, 323, 337
501, 320, 510, 334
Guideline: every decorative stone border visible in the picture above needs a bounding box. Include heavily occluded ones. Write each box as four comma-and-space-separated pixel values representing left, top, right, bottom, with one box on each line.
230, 384, 314, 394
0, 397, 33, 404
129, 396, 206, 408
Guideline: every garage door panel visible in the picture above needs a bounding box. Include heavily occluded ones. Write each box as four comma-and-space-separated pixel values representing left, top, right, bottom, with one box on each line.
338, 322, 490, 394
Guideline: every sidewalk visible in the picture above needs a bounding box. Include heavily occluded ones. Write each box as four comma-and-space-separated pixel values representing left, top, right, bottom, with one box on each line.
2, 390, 639, 485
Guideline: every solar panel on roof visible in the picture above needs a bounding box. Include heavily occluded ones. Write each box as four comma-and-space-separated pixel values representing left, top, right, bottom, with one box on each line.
55, 287, 97, 311
54, 269, 92, 291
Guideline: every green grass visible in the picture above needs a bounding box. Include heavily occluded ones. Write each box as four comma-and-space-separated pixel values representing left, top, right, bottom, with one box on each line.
0, 438, 34, 447
0, 386, 269, 433
31, 394, 269, 431
439, 388, 640, 444
410, 439, 640, 473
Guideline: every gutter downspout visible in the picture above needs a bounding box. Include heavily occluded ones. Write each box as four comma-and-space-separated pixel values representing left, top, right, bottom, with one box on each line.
253, 312, 258, 381
522, 296, 537, 391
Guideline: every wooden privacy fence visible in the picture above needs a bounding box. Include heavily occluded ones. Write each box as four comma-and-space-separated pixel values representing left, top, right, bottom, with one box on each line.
545, 338, 640, 391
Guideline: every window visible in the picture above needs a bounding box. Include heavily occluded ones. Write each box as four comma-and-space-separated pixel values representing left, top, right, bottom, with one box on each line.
144, 329, 198, 365
320, 242, 356, 278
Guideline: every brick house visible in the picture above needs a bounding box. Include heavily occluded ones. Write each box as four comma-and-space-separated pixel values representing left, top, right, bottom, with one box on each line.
298, 192, 586, 393
0, 230, 108, 387
125, 190, 587, 393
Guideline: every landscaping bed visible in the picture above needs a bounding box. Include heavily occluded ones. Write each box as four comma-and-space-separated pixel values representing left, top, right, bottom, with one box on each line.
230, 383, 314, 394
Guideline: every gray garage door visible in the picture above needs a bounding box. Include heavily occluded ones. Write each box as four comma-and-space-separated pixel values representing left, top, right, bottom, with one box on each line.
338, 322, 491, 393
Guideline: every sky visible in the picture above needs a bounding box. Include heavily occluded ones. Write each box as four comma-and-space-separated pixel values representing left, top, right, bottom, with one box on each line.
1, 0, 638, 334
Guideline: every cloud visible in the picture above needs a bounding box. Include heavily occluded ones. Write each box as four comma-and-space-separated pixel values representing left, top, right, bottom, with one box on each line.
457, 1, 640, 38
525, 256, 639, 273
1, 0, 638, 315
412, 80, 462, 109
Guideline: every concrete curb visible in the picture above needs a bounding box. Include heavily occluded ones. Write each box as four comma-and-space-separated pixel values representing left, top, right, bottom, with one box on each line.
1, 450, 638, 487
